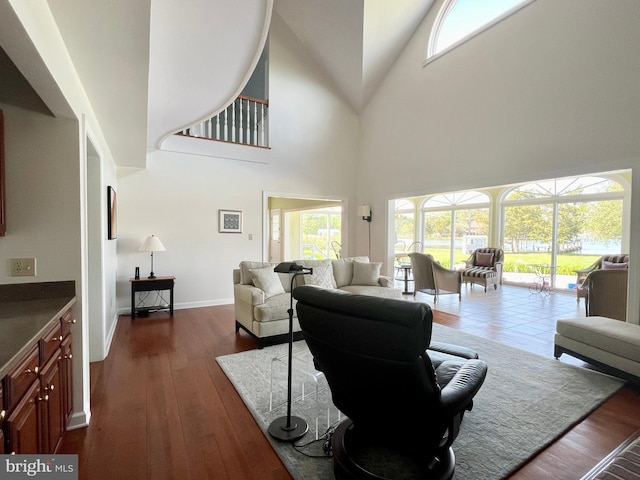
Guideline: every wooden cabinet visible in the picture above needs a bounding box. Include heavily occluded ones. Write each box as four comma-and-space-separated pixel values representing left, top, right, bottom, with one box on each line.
2, 306, 74, 454
0, 108, 5, 236
5, 381, 40, 454
0, 383, 5, 453
60, 335, 73, 423
40, 352, 64, 454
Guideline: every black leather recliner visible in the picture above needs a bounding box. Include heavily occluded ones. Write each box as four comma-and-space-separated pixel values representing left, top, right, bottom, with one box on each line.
293, 285, 487, 480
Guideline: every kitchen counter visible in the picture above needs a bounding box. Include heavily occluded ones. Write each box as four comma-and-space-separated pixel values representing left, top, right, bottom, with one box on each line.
0, 281, 76, 379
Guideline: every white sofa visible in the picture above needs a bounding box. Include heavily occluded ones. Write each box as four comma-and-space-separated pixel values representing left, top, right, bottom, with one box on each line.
233, 256, 402, 347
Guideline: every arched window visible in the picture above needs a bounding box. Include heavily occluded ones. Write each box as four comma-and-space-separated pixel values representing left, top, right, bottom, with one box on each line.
422, 191, 491, 268
427, 0, 533, 60
500, 175, 627, 288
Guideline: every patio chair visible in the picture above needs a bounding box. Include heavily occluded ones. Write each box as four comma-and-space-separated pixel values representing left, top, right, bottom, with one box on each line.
461, 248, 504, 292
331, 240, 342, 258
575, 254, 629, 304
409, 252, 461, 302
584, 269, 628, 321
394, 241, 423, 281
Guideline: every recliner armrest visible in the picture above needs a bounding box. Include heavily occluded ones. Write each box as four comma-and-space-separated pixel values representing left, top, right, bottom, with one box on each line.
439, 360, 487, 415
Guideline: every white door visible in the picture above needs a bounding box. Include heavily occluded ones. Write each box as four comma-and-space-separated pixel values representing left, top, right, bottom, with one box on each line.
269, 209, 282, 263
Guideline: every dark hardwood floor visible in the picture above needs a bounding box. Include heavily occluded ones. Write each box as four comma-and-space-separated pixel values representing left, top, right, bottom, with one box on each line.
59, 302, 640, 479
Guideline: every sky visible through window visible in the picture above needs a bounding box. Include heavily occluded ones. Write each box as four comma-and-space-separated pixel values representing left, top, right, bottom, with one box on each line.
435, 0, 527, 54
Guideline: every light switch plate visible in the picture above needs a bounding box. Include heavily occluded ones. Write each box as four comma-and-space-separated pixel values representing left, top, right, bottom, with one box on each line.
11, 258, 36, 276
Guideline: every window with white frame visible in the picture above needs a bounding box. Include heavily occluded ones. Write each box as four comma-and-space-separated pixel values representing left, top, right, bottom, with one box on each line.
427, 0, 533, 60
500, 175, 626, 288
421, 191, 490, 268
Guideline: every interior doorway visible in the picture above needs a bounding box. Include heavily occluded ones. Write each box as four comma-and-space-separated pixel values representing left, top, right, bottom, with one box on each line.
266, 195, 345, 262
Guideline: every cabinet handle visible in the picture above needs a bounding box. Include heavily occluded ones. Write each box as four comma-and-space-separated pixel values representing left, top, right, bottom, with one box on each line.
45, 384, 55, 392
25, 366, 39, 375
37, 394, 49, 402
65, 353, 73, 360
68, 318, 77, 324
0, 409, 5, 420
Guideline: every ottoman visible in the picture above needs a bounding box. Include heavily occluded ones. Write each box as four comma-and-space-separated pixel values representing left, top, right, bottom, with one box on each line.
554, 316, 640, 383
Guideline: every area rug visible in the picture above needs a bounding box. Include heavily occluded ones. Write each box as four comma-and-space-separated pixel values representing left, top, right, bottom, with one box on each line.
216, 323, 624, 479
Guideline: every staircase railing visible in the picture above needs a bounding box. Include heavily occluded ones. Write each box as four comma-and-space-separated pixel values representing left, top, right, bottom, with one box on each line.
177, 95, 269, 148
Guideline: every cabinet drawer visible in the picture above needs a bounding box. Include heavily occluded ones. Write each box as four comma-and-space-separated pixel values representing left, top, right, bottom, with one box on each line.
39, 322, 62, 366
60, 309, 75, 338
4, 345, 39, 411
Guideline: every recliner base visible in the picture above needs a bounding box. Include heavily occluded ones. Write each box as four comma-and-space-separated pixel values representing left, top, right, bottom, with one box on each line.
332, 419, 455, 480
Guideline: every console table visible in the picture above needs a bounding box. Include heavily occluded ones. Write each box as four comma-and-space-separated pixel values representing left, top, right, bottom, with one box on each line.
130, 276, 175, 318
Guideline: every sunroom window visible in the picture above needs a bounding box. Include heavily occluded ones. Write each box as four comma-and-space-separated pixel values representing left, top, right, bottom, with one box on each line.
427, 0, 533, 60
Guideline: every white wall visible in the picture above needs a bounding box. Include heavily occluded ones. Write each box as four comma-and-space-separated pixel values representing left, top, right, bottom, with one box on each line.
116, 12, 359, 311
0, 106, 80, 284
360, 0, 640, 234
358, 0, 640, 318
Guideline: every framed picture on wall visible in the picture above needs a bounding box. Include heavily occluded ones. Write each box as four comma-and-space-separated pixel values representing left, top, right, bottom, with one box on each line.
107, 186, 117, 240
219, 209, 242, 233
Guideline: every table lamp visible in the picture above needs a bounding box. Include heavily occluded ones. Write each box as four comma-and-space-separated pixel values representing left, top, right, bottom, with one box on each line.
139, 235, 166, 279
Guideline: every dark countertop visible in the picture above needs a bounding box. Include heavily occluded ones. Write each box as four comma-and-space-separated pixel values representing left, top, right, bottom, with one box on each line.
0, 281, 76, 379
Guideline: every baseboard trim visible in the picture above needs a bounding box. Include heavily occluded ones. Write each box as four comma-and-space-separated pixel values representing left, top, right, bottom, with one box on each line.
66, 409, 91, 431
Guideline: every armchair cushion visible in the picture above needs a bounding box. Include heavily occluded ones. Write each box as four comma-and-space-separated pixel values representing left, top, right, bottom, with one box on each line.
475, 252, 495, 267
602, 261, 628, 270
351, 261, 382, 286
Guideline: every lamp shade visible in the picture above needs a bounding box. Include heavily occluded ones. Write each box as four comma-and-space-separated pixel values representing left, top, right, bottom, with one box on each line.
358, 205, 371, 218
139, 235, 166, 252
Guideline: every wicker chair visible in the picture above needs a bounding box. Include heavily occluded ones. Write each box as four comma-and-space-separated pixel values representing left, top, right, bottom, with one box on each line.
575, 254, 629, 304
409, 252, 461, 302
584, 269, 628, 321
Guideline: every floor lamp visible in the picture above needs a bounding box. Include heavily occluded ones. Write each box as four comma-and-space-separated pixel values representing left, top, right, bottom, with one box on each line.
268, 262, 313, 442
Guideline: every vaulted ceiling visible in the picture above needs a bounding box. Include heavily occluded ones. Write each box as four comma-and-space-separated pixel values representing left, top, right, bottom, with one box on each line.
3, 0, 435, 167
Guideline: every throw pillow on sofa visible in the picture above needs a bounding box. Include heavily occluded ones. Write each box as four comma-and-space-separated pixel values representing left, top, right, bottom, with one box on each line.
250, 266, 286, 298
332, 256, 370, 287
352, 261, 382, 286
303, 264, 337, 289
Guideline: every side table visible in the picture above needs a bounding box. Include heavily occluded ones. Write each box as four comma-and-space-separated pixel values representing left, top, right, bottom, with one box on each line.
130, 276, 175, 318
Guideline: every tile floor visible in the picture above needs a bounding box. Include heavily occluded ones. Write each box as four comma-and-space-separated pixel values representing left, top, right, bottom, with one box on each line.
397, 279, 587, 363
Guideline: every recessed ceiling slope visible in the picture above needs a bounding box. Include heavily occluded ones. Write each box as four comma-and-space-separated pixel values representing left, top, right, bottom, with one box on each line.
48, 0, 151, 168
275, 0, 434, 111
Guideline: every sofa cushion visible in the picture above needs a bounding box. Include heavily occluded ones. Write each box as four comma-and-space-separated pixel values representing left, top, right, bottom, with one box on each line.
352, 261, 382, 286
253, 293, 293, 322
303, 264, 337, 289
332, 256, 370, 288
556, 316, 640, 363
250, 267, 286, 298
340, 285, 402, 298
